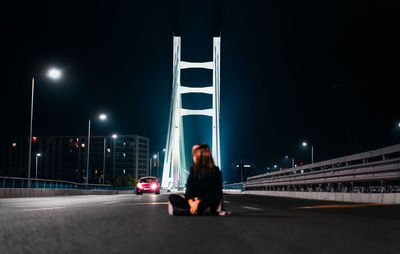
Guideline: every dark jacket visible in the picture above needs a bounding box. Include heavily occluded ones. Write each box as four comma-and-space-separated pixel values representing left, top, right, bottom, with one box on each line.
185, 166, 223, 207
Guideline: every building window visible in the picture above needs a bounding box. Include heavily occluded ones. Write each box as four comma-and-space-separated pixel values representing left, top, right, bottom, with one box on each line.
107, 148, 111, 153
81, 143, 85, 148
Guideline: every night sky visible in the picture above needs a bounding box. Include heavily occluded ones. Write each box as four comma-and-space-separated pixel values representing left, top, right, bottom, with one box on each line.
1, 0, 399, 175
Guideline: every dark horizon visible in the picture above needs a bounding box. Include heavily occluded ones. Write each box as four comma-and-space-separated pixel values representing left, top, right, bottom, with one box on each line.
1, 0, 399, 173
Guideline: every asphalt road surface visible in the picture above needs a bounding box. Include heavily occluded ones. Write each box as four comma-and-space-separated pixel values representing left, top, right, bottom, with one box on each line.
1, 192, 399, 254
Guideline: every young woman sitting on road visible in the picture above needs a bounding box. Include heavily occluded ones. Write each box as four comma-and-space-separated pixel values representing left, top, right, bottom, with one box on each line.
168, 144, 230, 216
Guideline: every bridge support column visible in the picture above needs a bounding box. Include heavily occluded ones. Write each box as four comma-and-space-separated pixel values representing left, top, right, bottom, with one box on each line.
161, 36, 221, 189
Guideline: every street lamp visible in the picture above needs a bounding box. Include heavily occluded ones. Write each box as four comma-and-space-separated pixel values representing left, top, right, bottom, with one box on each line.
102, 136, 106, 185
47, 68, 62, 79
86, 113, 107, 184
283, 155, 295, 168
152, 153, 160, 178
149, 152, 160, 178
35, 153, 41, 179
101, 133, 118, 184
99, 114, 107, 120
302, 141, 314, 164
111, 134, 118, 180
28, 67, 62, 188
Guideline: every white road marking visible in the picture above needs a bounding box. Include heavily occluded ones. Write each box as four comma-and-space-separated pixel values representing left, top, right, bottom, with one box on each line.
224, 200, 231, 203
103, 202, 119, 205
240, 206, 263, 211
17, 207, 65, 212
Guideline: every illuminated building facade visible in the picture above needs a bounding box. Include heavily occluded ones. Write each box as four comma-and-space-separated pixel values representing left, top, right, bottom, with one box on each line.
0, 135, 149, 183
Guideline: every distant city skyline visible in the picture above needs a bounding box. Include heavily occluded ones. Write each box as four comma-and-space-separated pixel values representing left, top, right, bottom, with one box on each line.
0, 135, 149, 183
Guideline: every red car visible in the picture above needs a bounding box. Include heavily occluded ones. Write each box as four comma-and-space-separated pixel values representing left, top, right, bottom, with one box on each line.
136, 177, 160, 195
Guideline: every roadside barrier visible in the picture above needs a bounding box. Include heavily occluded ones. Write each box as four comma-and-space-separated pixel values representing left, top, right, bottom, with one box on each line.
244, 144, 400, 193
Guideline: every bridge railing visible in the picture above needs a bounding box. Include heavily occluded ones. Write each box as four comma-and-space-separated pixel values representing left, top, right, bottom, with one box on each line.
244, 144, 400, 193
0, 176, 112, 190
112, 186, 136, 191
223, 182, 243, 190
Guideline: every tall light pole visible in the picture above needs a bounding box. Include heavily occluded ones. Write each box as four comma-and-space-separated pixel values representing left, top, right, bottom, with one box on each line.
149, 157, 152, 176
86, 113, 107, 184
157, 152, 159, 179
102, 137, 106, 184
302, 141, 314, 164
153, 153, 160, 179
28, 68, 62, 188
112, 134, 117, 179
284, 155, 295, 168
35, 153, 41, 179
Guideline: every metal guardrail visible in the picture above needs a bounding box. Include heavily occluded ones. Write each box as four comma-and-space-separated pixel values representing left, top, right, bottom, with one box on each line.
244, 144, 400, 193
112, 186, 136, 191
223, 182, 243, 190
0, 176, 112, 190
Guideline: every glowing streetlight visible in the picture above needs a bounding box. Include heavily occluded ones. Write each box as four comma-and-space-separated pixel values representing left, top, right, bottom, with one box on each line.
46, 68, 62, 80
111, 133, 118, 180
99, 114, 107, 120
284, 155, 295, 168
35, 153, 41, 179
150, 152, 160, 178
301, 141, 314, 164
28, 67, 63, 188
86, 113, 108, 184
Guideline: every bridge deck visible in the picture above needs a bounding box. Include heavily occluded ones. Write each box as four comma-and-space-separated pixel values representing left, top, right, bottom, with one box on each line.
1, 193, 399, 254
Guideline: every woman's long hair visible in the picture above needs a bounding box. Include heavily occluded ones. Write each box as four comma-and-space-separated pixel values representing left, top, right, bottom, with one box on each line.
192, 144, 216, 178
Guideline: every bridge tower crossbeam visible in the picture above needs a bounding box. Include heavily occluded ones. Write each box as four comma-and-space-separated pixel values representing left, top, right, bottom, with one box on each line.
161, 36, 221, 188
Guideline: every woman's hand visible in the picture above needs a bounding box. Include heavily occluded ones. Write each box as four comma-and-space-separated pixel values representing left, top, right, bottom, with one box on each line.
188, 199, 201, 215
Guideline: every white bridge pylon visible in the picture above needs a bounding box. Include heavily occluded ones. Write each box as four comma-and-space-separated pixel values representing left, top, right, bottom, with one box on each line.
161, 36, 221, 188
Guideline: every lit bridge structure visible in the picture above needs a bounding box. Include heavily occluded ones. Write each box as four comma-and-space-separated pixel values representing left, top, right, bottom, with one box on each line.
161, 36, 221, 189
